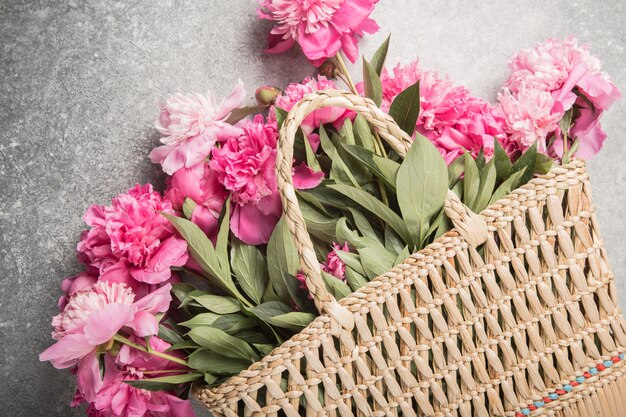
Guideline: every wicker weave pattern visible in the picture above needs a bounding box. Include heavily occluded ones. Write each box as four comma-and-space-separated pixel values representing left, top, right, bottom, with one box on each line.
195, 91, 626, 417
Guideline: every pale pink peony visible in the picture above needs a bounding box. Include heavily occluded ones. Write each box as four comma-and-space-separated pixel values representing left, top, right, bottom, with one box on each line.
375, 60, 508, 164
57, 271, 98, 311
498, 86, 562, 153
210, 115, 323, 244
149, 81, 246, 175
503, 37, 621, 158
77, 184, 188, 292
40, 282, 172, 369
272, 76, 354, 136
165, 163, 228, 241
257, 0, 379, 65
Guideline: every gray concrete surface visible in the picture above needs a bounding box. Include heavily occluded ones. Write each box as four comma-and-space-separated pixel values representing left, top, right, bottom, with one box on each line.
1, 1, 626, 416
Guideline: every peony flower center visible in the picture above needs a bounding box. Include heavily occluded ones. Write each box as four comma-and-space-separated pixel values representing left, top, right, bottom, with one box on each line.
52, 282, 135, 340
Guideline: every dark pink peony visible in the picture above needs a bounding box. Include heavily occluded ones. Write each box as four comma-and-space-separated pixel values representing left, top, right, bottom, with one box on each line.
374, 60, 509, 164
257, 0, 379, 66
165, 163, 228, 241
77, 184, 188, 292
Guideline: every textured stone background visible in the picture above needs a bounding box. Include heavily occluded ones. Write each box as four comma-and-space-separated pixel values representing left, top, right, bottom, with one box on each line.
2, 1, 626, 415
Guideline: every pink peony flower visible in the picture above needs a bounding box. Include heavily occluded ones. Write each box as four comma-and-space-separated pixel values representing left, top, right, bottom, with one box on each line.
498, 86, 562, 153
165, 162, 228, 241
149, 81, 246, 175
210, 115, 323, 244
272, 76, 354, 136
78, 338, 194, 417
375, 60, 508, 164
297, 242, 348, 297
40, 282, 172, 369
257, 0, 379, 66
58, 271, 98, 311
77, 184, 188, 292
503, 37, 621, 158
322, 242, 349, 280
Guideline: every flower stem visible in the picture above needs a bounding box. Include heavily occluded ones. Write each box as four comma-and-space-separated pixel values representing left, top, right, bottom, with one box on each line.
333, 53, 358, 95
113, 334, 189, 367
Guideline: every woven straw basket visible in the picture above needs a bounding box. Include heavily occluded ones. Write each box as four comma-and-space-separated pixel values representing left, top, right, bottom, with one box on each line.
195, 90, 626, 417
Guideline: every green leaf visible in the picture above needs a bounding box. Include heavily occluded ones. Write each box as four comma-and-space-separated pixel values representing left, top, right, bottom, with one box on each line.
344, 266, 368, 291
536, 152, 554, 174
384, 227, 405, 255
178, 313, 220, 328
266, 218, 300, 303
215, 199, 231, 277
488, 168, 526, 205
447, 156, 465, 189
334, 250, 365, 275
188, 327, 259, 361
231, 239, 268, 304
250, 301, 293, 322
389, 81, 420, 136
171, 283, 196, 304
475, 148, 486, 170
253, 343, 275, 356
124, 373, 203, 391
493, 139, 511, 184
303, 130, 321, 171
163, 214, 235, 294
352, 114, 376, 151
348, 207, 380, 242
394, 245, 411, 266
363, 59, 382, 106
188, 350, 251, 374
358, 246, 396, 278
191, 294, 240, 314
473, 158, 497, 212
370, 34, 391, 76
225, 105, 268, 125
182, 198, 196, 220
328, 184, 411, 243
319, 126, 361, 188
341, 144, 400, 190
510, 142, 537, 186
462, 152, 480, 208
396, 134, 448, 246
211, 314, 259, 334
321, 271, 352, 299
158, 324, 185, 344
298, 199, 338, 243
267, 312, 316, 331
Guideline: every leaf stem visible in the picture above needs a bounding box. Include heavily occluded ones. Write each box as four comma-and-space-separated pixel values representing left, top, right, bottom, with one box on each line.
113, 334, 189, 367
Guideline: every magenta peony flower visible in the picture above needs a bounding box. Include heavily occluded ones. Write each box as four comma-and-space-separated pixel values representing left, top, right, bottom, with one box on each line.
297, 242, 349, 298
257, 0, 379, 66
272, 76, 354, 136
165, 162, 228, 241
502, 37, 621, 158
81, 339, 194, 417
77, 184, 188, 292
322, 242, 349, 280
149, 81, 246, 175
210, 115, 323, 244
40, 282, 172, 369
375, 60, 509, 164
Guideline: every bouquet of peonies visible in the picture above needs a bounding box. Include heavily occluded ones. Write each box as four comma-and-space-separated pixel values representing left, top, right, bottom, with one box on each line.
40, 1, 621, 416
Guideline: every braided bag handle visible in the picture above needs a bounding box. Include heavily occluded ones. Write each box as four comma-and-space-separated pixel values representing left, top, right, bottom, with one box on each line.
275, 89, 488, 331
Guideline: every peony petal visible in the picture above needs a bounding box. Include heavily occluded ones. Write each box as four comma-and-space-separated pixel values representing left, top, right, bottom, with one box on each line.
40, 333, 94, 369
83, 303, 134, 345
132, 283, 172, 315
165, 394, 196, 417
265, 35, 296, 54
128, 310, 159, 337
215, 79, 247, 120
130, 267, 172, 285
76, 351, 103, 403
231, 203, 280, 245
292, 162, 325, 190
191, 205, 220, 243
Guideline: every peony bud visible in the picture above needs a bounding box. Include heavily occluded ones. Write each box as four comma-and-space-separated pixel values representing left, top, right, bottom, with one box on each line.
318, 60, 338, 79
255, 86, 281, 105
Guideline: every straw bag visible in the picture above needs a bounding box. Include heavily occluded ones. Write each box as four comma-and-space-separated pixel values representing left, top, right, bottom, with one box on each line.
195, 90, 626, 417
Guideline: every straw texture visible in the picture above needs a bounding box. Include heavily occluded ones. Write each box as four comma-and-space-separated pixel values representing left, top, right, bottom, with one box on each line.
195, 90, 626, 417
